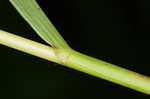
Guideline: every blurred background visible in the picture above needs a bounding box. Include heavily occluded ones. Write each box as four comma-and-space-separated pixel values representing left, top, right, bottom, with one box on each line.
0, 0, 150, 98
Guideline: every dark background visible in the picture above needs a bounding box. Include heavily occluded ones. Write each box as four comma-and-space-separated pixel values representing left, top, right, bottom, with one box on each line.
0, 0, 150, 98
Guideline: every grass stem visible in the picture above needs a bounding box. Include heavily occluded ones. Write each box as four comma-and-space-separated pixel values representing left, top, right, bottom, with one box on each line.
0, 30, 150, 95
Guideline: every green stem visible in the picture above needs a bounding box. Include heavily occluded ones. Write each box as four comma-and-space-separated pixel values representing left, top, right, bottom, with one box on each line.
0, 30, 150, 95
0, 30, 59, 63
67, 50, 150, 95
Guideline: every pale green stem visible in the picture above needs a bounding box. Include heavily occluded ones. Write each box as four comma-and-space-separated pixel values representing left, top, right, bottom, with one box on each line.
0, 30, 150, 95
0, 30, 58, 63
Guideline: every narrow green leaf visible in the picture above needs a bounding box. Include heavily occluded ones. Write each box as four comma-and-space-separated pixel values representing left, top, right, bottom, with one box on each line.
9, 0, 71, 49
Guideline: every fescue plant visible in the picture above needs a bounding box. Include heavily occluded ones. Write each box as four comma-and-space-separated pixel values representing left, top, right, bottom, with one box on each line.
0, 0, 150, 95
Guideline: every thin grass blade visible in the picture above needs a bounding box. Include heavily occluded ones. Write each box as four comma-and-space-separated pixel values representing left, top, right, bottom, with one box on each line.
9, 0, 71, 49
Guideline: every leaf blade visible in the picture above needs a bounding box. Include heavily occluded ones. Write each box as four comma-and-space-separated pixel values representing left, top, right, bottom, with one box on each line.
9, 0, 71, 49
